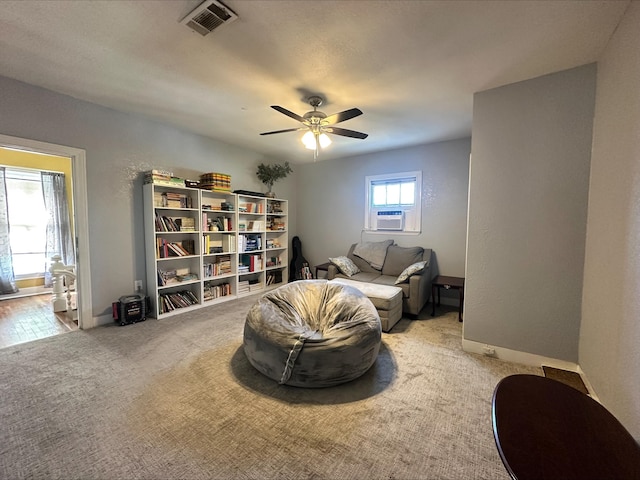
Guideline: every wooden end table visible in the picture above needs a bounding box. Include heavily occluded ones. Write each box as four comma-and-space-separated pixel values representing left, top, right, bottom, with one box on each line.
492, 374, 640, 480
431, 275, 465, 321
314, 262, 331, 279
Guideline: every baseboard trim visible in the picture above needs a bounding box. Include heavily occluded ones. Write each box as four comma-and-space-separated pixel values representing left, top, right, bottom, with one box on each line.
462, 338, 599, 399
462, 338, 579, 370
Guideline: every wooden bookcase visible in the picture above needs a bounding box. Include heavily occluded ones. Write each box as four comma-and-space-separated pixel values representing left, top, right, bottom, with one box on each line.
144, 183, 288, 318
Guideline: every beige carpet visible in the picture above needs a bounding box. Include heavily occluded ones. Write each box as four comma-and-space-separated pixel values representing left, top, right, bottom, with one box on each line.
0, 294, 540, 479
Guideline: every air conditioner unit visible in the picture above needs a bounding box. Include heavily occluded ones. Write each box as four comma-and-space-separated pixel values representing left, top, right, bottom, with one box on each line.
376, 211, 404, 231
180, 0, 238, 36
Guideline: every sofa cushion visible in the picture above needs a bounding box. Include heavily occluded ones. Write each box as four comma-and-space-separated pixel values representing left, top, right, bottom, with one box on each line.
329, 256, 360, 277
352, 239, 393, 270
372, 275, 410, 298
381, 245, 425, 277
395, 260, 428, 284
334, 271, 382, 283
346, 244, 378, 273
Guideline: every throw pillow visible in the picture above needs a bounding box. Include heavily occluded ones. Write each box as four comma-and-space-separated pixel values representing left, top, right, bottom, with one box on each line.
381, 245, 425, 277
329, 256, 361, 277
394, 261, 427, 284
352, 239, 394, 270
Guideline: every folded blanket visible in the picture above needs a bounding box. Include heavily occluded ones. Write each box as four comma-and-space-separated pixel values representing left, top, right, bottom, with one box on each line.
353, 240, 393, 270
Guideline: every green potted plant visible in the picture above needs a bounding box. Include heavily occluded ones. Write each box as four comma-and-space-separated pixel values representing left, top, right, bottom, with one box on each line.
256, 161, 293, 198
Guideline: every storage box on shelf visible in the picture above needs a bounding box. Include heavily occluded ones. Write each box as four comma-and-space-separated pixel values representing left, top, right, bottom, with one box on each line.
144, 184, 289, 318
144, 183, 202, 318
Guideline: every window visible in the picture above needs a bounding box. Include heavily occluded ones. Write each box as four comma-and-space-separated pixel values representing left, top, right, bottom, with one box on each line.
4, 168, 49, 277
365, 171, 422, 233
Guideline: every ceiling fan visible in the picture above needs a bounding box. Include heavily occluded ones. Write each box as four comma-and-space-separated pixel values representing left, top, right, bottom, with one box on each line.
260, 96, 368, 159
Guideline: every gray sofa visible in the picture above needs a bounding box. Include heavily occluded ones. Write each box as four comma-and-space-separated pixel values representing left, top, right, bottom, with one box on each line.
327, 243, 433, 316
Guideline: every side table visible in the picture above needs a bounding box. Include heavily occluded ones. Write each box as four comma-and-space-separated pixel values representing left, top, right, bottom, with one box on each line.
492, 374, 640, 480
431, 275, 465, 321
314, 262, 331, 279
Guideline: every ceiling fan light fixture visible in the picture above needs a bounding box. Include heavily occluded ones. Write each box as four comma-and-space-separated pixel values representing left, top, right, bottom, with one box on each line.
319, 133, 332, 148
301, 131, 316, 149
301, 131, 331, 150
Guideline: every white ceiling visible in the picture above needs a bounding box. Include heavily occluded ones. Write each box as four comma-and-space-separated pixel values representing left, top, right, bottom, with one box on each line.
0, 0, 629, 163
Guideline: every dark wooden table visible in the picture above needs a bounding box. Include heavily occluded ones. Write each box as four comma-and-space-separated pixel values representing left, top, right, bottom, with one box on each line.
492, 374, 640, 480
314, 262, 331, 279
431, 275, 464, 321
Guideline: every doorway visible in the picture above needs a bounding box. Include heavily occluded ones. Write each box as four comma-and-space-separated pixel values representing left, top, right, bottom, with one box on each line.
0, 134, 92, 345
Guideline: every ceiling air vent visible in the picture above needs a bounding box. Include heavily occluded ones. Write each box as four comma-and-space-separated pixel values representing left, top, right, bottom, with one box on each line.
180, 0, 238, 36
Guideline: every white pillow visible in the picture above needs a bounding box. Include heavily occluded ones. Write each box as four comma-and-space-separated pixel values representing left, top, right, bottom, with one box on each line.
394, 261, 427, 284
329, 256, 361, 277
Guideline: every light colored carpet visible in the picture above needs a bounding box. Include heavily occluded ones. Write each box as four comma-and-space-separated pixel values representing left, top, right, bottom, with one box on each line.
0, 294, 540, 479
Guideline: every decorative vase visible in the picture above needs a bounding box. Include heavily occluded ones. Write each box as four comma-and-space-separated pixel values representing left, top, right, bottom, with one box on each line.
266, 191, 276, 198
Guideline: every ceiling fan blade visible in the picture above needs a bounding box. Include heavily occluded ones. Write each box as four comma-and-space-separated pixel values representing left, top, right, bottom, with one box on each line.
327, 127, 368, 139
259, 128, 302, 136
271, 105, 305, 123
324, 108, 363, 125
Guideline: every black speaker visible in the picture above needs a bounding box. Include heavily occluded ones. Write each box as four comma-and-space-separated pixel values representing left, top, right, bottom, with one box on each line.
112, 294, 148, 326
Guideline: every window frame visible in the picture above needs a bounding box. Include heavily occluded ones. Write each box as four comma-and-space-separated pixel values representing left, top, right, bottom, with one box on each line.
3, 166, 51, 279
364, 170, 422, 234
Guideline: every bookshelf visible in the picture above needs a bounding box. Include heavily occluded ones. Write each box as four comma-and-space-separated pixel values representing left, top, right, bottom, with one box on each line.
144, 184, 288, 318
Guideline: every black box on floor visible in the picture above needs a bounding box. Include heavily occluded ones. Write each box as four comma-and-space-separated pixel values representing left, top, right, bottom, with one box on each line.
112, 294, 149, 326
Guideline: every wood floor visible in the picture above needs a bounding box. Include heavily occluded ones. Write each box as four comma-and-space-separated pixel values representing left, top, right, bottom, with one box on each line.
0, 294, 78, 349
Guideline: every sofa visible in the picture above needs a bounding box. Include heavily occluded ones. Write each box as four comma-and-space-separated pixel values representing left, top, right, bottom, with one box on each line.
327, 242, 433, 316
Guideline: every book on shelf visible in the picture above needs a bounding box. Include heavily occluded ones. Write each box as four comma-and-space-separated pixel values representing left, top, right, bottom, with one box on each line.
155, 213, 196, 232
158, 290, 198, 313
267, 201, 283, 214
238, 234, 261, 252
248, 220, 264, 232
154, 191, 193, 208
266, 238, 281, 249
203, 255, 232, 277
203, 281, 232, 300
157, 238, 196, 258
266, 270, 283, 286
201, 199, 235, 212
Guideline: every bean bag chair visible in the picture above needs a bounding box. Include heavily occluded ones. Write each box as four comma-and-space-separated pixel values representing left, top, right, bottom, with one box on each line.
243, 280, 381, 387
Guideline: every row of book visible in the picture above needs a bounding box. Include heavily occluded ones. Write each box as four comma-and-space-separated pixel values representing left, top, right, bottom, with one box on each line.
154, 191, 194, 209
239, 254, 262, 273
202, 234, 236, 255
158, 290, 198, 313
266, 238, 281, 249
204, 256, 232, 277
238, 234, 262, 252
203, 213, 233, 232
266, 271, 283, 286
265, 256, 281, 268
239, 202, 264, 213
156, 238, 196, 258
267, 201, 284, 214
155, 213, 196, 232
266, 218, 286, 231
238, 220, 264, 232
201, 200, 234, 211
157, 267, 198, 286
203, 281, 232, 301
238, 279, 262, 294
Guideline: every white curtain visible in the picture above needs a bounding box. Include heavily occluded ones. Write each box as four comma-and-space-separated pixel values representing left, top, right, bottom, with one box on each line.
42, 172, 74, 287
0, 167, 19, 294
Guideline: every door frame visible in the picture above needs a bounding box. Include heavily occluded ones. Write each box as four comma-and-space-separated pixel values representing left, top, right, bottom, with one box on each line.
0, 134, 93, 329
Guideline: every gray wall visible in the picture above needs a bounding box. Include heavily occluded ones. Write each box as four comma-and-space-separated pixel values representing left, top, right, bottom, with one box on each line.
580, 2, 640, 439
0, 75, 295, 322
297, 139, 471, 285
466, 64, 596, 362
